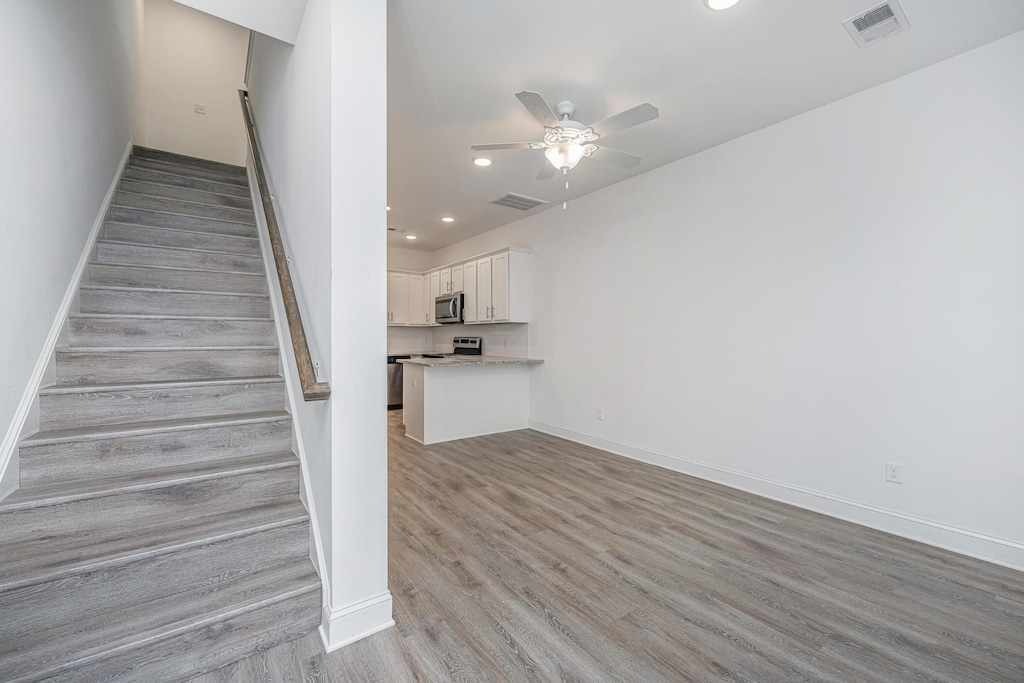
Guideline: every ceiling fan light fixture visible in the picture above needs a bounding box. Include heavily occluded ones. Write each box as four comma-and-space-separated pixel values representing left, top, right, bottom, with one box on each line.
704, 0, 740, 10
405, 234, 417, 240
545, 142, 586, 172
472, 155, 492, 167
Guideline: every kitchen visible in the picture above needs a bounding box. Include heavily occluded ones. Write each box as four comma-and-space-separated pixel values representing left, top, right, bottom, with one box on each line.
386, 247, 543, 444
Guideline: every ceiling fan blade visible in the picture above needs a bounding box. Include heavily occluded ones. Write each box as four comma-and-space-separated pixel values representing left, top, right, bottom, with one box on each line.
589, 103, 659, 138
515, 90, 560, 128
536, 162, 557, 181
471, 142, 542, 151
589, 146, 643, 169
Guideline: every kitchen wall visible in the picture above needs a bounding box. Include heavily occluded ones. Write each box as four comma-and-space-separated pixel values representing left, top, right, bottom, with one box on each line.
0, 0, 137, 495
428, 31, 1024, 570
387, 246, 435, 272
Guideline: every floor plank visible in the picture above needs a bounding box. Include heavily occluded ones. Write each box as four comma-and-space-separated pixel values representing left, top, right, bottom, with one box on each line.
191, 411, 1024, 682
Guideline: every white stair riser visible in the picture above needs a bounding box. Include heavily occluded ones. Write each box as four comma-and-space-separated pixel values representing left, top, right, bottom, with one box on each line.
68, 315, 275, 347
40, 380, 287, 430
95, 241, 264, 273
19, 417, 292, 487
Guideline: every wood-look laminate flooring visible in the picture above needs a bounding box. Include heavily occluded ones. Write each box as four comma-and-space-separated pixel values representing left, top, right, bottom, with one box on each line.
192, 411, 1024, 682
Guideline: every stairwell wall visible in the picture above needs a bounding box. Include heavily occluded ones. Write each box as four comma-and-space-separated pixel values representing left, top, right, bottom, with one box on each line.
247, 0, 392, 649
0, 0, 138, 496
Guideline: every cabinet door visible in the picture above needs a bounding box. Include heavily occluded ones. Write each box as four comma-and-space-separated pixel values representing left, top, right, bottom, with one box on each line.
440, 269, 452, 295
408, 275, 426, 325
462, 260, 477, 323
476, 257, 492, 322
491, 252, 509, 321
451, 264, 464, 293
388, 272, 409, 324
428, 271, 441, 324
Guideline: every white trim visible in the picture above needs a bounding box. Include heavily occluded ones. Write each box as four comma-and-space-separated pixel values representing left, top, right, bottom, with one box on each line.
245, 158, 330, 603
319, 592, 394, 652
0, 139, 133, 499
528, 418, 1024, 573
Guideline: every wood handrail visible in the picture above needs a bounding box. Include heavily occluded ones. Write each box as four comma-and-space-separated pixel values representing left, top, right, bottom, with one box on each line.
238, 90, 331, 401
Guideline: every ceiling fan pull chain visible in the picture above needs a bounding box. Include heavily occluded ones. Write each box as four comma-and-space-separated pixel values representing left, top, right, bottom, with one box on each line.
563, 171, 569, 210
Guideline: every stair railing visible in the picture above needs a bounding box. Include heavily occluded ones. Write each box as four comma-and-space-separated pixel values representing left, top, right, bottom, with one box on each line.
238, 89, 331, 401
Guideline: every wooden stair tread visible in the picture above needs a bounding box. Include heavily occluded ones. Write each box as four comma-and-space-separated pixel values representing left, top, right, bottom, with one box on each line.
96, 239, 262, 260
21, 410, 290, 446
0, 450, 298, 511
123, 166, 251, 198
39, 375, 284, 395
88, 259, 266, 278
57, 344, 279, 353
69, 312, 273, 321
0, 497, 308, 594
104, 220, 259, 242
132, 146, 248, 177
127, 157, 250, 187
0, 557, 319, 682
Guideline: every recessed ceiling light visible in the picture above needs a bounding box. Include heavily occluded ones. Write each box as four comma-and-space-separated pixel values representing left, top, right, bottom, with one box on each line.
405, 234, 417, 240
705, 0, 739, 9
473, 156, 492, 167
386, 205, 391, 211
441, 216, 455, 223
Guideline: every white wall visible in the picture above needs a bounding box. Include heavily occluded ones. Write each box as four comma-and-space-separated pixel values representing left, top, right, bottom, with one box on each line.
171, 0, 307, 45
136, 0, 249, 165
0, 0, 136, 490
432, 31, 1024, 570
387, 246, 435, 272
247, 0, 392, 649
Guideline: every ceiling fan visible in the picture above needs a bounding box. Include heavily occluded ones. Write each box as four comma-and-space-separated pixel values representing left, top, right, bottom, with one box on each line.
471, 91, 659, 180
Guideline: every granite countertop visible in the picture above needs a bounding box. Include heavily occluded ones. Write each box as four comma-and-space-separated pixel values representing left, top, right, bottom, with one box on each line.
399, 355, 544, 368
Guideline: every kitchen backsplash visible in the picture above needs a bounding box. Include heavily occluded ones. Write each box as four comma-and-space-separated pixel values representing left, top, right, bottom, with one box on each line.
387, 327, 434, 354
388, 323, 530, 358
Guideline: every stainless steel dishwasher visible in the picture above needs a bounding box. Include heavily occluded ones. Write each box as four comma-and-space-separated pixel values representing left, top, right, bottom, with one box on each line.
387, 355, 410, 410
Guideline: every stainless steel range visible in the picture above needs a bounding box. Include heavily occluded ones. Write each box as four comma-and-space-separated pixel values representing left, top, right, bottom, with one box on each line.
419, 337, 482, 359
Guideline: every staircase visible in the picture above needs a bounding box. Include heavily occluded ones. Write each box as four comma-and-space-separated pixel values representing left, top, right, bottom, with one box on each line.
0, 147, 321, 682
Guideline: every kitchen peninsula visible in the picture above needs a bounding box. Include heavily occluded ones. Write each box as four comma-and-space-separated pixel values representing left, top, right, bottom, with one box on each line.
400, 355, 543, 445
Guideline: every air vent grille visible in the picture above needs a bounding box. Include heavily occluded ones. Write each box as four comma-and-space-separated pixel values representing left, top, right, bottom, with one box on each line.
491, 192, 549, 211
843, 1, 909, 48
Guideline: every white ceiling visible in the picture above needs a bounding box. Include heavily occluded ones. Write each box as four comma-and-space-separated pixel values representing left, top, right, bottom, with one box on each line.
386, 0, 1024, 251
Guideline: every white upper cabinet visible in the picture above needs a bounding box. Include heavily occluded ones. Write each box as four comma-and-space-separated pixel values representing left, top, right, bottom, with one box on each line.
462, 260, 478, 323
388, 248, 529, 326
387, 271, 409, 325
439, 264, 465, 294
467, 248, 530, 324
408, 274, 428, 326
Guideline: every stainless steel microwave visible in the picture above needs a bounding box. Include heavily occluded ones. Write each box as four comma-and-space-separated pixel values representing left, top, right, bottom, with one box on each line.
435, 292, 463, 324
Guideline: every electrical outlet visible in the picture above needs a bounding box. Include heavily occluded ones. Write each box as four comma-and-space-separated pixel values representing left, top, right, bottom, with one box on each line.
885, 461, 904, 484
596, 407, 604, 421
193, 103, 207, 115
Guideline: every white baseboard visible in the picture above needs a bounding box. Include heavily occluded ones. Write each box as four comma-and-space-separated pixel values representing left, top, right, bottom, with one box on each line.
0, 138, 134, 500
528, 419, 1024, 573
319, 592, 394, 652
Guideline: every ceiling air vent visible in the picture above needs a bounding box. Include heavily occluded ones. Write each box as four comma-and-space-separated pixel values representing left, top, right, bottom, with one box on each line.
490, 192, 549, 211
843, 1, 910, 48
